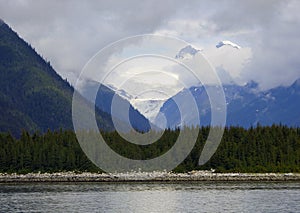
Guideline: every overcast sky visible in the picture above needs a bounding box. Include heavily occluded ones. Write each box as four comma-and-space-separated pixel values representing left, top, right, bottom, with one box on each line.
1, 0, 300, 90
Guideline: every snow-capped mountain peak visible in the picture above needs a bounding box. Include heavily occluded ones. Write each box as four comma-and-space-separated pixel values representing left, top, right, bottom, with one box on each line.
175, 45, 201, 59
216, 40, 241, 49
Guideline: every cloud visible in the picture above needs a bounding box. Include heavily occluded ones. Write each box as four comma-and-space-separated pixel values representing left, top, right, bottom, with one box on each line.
240, 0, 300, 89
204, 0, 300, 89
0, 0, 178, 83
204, 45, 252, 85
0, 0, 299, 90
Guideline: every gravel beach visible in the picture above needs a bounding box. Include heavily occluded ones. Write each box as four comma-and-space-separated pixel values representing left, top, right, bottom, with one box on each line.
1, 171, 300, 183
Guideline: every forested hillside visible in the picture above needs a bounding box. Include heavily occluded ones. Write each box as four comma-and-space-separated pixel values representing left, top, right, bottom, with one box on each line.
0, 125, 299, 173
0, 22, 113, 136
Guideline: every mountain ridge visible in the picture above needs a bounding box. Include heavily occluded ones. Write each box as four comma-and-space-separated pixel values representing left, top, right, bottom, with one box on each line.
159, 79, 300, 128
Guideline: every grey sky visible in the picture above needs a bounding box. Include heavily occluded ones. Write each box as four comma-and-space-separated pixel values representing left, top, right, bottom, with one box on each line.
0, 0, 299, 90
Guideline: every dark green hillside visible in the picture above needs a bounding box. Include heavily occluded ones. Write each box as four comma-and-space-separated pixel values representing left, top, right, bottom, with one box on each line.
0, 22, 113, 136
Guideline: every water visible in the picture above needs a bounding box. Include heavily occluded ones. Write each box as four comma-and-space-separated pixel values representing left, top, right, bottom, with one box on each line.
0, 182, 299, 212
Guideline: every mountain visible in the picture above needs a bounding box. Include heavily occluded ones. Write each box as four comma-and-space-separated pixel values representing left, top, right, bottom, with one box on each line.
175, 45, 201, 59
159, 85, 210, 128
80, 80, 151, 132
226, 79, 300, 127
0, 22, 114, 136
157, 43, 300, 128
159, 80, 300, 128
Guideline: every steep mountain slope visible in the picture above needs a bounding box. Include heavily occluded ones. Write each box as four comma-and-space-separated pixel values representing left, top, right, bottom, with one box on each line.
159, 85, 210, 128
0, 22, 113, 136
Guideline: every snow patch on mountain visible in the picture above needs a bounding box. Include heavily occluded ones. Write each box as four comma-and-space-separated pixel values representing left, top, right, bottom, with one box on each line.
106, 84, 166, 123
130, 98, 166, 123
216, 41, 241, 49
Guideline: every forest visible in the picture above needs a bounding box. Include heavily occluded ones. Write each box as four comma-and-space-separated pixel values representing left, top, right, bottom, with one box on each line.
0, 125, 299, 174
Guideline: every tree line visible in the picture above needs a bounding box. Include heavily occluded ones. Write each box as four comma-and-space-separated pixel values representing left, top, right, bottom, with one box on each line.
0, 125, 299, 173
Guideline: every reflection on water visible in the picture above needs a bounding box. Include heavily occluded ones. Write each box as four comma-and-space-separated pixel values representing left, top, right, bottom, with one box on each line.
0, 182, 299, 212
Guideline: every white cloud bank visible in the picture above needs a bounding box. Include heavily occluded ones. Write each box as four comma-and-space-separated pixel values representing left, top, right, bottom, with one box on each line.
0, 0, 299, 90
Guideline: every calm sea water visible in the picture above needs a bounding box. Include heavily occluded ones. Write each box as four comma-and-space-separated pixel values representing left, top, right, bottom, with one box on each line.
0, 182, 299, 212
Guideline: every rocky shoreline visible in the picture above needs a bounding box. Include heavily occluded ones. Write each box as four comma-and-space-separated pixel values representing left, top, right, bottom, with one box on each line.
1, 171, 300, 183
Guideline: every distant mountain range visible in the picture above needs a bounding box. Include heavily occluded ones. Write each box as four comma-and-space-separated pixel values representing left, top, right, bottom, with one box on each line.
1, 21, 299, 136
100, 44, 300, 129
0, 22, 114, 136
159, 79, 300, 128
